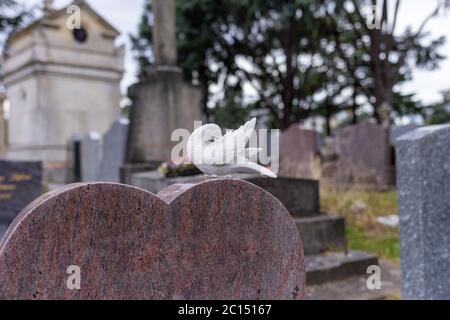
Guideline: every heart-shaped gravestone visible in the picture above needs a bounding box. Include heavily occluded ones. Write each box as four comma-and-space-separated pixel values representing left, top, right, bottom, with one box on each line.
0, 179, 305, 300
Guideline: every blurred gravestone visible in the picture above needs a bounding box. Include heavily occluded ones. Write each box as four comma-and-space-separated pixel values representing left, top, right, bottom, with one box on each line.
0, 100, 6, 157
279, 125, 321, 180
80, 132, 102, 182
0, 160, 42, 239
0, 180, 305, 300
396, 124, 450, 300
69, 134, 83, 183
98, 118, 129, 182
334, 120, 393, 187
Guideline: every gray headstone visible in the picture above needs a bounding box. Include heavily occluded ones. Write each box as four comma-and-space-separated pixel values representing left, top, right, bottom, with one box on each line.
81, 132, 102, 182
98, 118, 129, 182
0, 160, 42, 238
390, 124, 421, 145
396, 124, 450, 300
334, 120, 393, 187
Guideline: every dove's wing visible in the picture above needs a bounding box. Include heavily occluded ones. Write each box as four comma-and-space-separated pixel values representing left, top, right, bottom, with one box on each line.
232, 155, 277, 178
221, 118, 256, 163
202, 118, 257, 165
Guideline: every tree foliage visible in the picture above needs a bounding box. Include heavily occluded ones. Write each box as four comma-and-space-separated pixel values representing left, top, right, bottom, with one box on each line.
427, 90, 450, 125
131, 0, 448, 132
0, 0, 30, 91
321, 0, 449, 126
0, 0, 27, 50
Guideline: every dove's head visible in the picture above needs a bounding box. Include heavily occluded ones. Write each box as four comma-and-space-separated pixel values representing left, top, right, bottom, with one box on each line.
187, 124, 222, 164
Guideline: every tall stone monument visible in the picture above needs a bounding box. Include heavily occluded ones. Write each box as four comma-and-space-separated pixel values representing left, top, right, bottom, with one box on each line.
2, 0, 124, 183
396, 124, 450, 299
125, 0, 203, 168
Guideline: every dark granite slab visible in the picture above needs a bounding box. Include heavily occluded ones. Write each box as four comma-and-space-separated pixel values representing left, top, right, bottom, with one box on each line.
0, 160, 42, 229
131, 171, 320, 217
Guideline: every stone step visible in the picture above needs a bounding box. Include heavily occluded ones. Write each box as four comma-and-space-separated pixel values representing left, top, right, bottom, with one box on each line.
305, 275, 386, 300
306, 250, 379, 286
295, 215, 346, 255
305, 260, 401, 300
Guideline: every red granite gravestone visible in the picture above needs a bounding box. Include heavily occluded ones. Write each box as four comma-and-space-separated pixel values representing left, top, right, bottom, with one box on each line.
0, 179, 305, 300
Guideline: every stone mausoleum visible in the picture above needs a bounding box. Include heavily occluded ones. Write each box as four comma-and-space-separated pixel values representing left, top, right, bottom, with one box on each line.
2, 0, 124, 183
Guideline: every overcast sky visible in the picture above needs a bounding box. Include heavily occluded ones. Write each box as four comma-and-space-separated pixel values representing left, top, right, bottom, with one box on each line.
21, 0, 450, 105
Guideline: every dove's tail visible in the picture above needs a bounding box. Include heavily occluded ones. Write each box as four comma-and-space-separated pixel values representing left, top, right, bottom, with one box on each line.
238, 161, 277, 178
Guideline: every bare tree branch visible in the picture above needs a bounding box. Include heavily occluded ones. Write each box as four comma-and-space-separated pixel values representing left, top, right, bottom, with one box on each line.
415, 0, 445, 38
391, 0, 401, 34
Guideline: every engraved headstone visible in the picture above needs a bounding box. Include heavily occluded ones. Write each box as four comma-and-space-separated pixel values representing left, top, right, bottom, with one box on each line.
0, 179, 305, 300
396, 124, 450, 300
0, 160, 42, 238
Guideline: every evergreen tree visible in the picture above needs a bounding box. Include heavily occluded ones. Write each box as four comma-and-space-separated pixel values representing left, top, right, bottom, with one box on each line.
427, 90, 450, 125
131, 0, 449, 132
0, 0, 31, 90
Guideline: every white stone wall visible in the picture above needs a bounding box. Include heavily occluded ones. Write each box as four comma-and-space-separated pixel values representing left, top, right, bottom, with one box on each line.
3, 6, 124, 183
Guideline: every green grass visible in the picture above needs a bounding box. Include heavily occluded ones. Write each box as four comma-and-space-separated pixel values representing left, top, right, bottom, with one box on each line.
321, 187, 400, 262
346, 227, 400, 262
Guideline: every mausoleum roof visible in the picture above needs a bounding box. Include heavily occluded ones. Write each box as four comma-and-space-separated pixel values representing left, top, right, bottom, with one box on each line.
7, 0, 120, 44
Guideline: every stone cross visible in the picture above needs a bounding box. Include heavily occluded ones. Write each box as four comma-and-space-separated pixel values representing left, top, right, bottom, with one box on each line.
152, 0, 178, 66
396, 124, 450, 300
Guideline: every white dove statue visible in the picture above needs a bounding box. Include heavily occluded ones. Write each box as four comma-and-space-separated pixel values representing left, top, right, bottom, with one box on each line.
187, 118, 277, 178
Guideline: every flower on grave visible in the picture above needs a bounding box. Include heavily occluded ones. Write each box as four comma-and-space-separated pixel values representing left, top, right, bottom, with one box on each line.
157, 158, 201, 178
